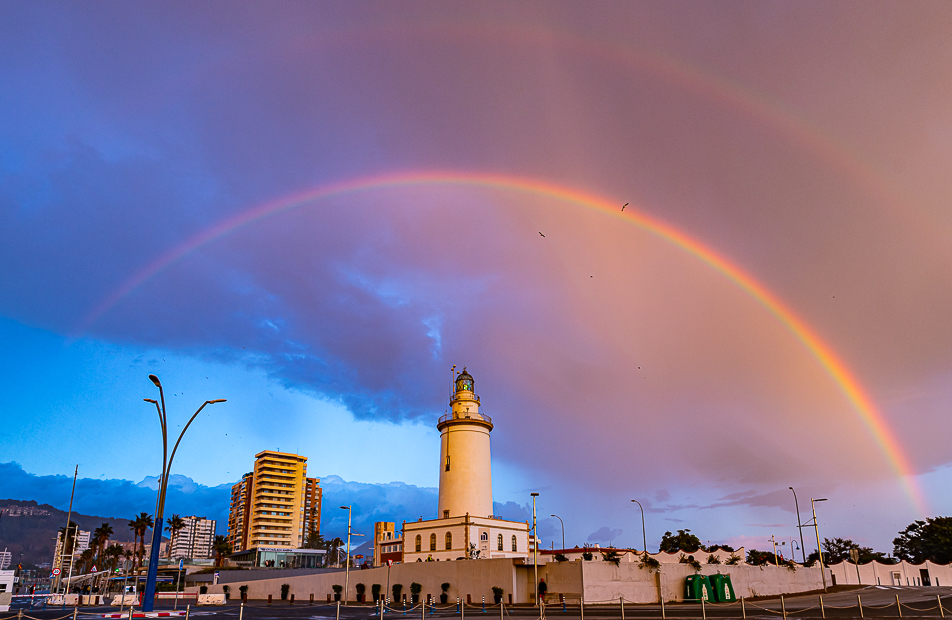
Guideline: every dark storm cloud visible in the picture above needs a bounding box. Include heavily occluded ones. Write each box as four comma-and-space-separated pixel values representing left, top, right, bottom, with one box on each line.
587, 527, 624, 544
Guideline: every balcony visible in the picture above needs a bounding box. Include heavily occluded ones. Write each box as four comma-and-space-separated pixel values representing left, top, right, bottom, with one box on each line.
438, 412, 492, 426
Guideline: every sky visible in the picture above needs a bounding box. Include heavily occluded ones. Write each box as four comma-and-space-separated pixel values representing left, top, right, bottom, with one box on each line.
2, 2, 952, 558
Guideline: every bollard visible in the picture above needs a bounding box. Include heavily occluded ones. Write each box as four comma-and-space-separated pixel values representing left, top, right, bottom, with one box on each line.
581, 596, 585, 620
741, 597, 746, 620
403, 598, 407, 615
938, 594, 945, 619
311, 593, 314, 605
462, 595, 465, 620
185, 604, 190, 620
896, 594, 902, 619
17, 609, 23, 620
337, 600, 341, 620
239, 602, 244, 620
819, 595, 825, 619
73, 606, 79, 620
422, 596, 426, 620
621, 596, 625, 620
457, 597, 460, 614
781, 594, 786, 620
130, 604, 135, 620
701, 594, 706, 620
500, 600, 504, 620
482, 596, 485, 613
290, 593, 295, 605
858, 594, 864, 618
562, 595, 566, 613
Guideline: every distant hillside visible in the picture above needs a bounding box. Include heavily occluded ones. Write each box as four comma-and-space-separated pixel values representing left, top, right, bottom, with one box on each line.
0, 499, 160, 568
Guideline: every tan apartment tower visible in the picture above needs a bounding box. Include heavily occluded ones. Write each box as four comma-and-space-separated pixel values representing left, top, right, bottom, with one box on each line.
226, 450, 322, 552
437, 368, 494, 519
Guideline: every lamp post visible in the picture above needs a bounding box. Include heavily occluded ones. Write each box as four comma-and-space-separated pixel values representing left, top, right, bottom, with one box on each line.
811, 498, 828, 591
789, 487, 806, 565
630, 500, 647, 556
341, 505, 352, 606
530, 493, 539, 607
550, 515, 565, 551
141, 374, 225, 612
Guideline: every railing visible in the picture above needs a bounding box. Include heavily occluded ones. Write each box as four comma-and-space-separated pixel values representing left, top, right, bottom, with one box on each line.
438, 412, 492, 425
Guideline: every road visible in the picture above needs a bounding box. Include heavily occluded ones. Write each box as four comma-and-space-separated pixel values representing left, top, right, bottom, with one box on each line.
8, 587, 952, 620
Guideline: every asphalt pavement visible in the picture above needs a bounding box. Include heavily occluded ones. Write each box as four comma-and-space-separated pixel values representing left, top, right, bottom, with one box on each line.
7, 587, 952, 620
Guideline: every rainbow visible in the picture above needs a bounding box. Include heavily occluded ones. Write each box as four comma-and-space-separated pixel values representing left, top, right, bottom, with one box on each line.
79, 170, 926, 513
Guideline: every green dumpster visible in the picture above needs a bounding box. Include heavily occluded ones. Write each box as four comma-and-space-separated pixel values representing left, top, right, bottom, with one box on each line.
684, 575, 712, 602
708, 574, 736, 603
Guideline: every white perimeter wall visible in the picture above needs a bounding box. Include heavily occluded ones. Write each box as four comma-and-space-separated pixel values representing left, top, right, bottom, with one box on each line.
829, 560, 952, 587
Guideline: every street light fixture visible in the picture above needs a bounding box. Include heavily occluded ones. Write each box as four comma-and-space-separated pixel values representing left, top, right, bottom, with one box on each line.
630, 500, 647, 556
141, 374, 225, 612
530, 493, 539, 607
550, 515, 565, 551
789, 487, 806, 564
811, 498, 828, 591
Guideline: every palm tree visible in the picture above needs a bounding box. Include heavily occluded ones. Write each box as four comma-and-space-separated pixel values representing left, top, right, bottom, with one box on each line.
93, 523, 114, 567
78, 548, 96, 574
104, 544, 124, 572
128, 512, 154, 567
213, 535, 232, 567
166, 514, 186, 559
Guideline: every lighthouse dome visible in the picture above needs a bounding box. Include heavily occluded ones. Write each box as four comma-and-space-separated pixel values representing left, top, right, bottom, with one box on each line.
455, 368, 475, 393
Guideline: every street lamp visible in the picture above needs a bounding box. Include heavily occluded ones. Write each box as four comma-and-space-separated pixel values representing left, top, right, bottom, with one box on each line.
550, 514, 565, 551
630, 500, 647, 556
530, 493, 539, 607
141, 374, 225, 612
811, 498, 828, 591
341, 505, 352, 606
789, 487, 806, 565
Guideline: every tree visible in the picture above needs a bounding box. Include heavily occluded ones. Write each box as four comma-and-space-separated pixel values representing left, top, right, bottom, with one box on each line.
93, 523, 114, 568
166, 514, 186, 559
213, 535, 232, 567
746, 548, 777, 566
893, 517, 952, 565
128, 512, 154, 567
659, 529, 702, 553
303, 531, 326, 550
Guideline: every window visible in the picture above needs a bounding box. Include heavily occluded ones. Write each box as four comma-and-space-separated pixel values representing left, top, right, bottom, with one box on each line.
443, 510, 450, 519
512, 536, 517, 552
445, 455, 450, 471
415, 535, 422, 552
430, 533, 437, 551
497, 533, 504, 551
480, 532, 488, 541
445, 532, 453, 550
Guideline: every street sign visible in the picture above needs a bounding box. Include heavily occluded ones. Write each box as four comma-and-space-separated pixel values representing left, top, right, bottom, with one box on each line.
849, 548, 860, 563
91, 565, 98, 572
52, 568, 61, 576
178, 559, 184, 570
387, 560, 393, 567
123, 559, 132, 571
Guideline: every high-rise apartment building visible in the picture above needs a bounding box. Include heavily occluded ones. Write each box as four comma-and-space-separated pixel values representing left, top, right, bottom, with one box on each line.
226, 450, 322, 553
169, 516, 216, 559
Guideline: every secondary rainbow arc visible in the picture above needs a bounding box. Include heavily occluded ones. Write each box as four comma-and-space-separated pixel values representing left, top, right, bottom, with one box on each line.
79, 170, 926, 514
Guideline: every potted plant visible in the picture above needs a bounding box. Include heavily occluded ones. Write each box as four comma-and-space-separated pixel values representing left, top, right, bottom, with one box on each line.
372, 584, 382, 602
239, 585, 248, 601
332, 584, 342, 602
392, 583, 403, 603
440, 583, 450, 604
222, 585, 230, 600
492, 587, 503, 604
410, 582, 422, 604
582, 551, 593, 561
355, 583, 366, 603
281, 584, 290, 600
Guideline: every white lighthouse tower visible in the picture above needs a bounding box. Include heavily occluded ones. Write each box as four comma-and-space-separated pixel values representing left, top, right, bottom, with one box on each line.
437, 367, 493, 519
400, 366, 530, 562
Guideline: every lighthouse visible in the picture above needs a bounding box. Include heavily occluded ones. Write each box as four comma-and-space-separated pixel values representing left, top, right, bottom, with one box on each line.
437, 367, 494, 519
399, 366, 530, 562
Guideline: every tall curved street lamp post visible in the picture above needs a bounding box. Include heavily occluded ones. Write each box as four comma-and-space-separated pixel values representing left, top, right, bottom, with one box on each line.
550, 514, 565, 550
630, 500, 647, 555
142, 374, 225, 612
341, 505, 352, 606
789, 487, 806, 564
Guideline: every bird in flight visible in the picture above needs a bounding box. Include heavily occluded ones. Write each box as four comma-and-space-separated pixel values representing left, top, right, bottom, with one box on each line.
539, 232, 545, 237
621, 202, 628, 211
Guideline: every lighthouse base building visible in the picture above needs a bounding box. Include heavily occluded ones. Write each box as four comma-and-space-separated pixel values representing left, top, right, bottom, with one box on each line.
400, 368, 530, 562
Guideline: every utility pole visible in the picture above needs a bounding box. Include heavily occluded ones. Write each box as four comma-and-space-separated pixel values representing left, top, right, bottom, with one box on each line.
811, 498, 828, 591
789, 487, 806, 564
530, 493, 539, 607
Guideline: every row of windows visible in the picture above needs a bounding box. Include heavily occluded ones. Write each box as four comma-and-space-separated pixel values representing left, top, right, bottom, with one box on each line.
414, 532, 518, 552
